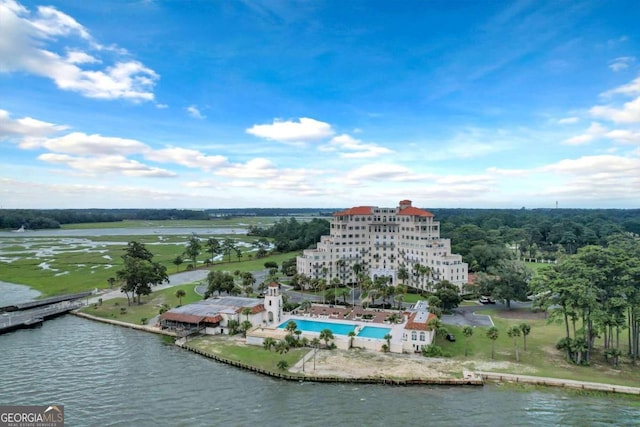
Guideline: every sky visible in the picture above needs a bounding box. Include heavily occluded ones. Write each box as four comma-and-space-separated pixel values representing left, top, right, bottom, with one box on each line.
1, 0, 639, 210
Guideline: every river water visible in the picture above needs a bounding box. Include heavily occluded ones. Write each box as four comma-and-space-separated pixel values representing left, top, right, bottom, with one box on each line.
1, 316, 639, 427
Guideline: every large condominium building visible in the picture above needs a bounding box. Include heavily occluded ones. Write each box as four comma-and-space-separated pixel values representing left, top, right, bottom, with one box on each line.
296, 200, 468, 291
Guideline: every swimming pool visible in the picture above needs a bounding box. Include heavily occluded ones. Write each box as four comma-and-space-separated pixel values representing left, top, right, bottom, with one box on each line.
278, 319, 356, 336
357, 326, 391, 339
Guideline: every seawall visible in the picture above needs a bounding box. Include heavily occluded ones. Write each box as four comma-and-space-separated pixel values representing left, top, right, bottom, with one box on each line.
72, 311, 176, 336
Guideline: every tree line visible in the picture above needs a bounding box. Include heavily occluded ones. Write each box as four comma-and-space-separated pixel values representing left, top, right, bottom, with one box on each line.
248, 217, 330, 252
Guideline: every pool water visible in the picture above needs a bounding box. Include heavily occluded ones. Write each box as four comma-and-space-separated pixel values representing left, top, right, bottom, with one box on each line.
357, 326, 391, 339
278, 319, 356, 336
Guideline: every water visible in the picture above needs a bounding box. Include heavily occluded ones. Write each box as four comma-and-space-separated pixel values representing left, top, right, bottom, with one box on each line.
1, 316, 639, 426
278, 318, 356, 335
0, 227, 247, 238
0, 281, 40, 306
358, 326, 391, 339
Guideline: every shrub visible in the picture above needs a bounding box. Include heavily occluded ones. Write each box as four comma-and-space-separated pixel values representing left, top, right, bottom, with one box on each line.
140, 317, 148, 325
421, 344, 445, 357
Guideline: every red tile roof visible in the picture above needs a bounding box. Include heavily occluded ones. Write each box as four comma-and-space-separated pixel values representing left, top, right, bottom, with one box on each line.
160, 312, 205, 324
268, 282, 279, 288
235, 304, 265, 314
404, 312, 437, 330
397, 206, 434, 217
203, 315, 222, 324
334, 206, 373, 216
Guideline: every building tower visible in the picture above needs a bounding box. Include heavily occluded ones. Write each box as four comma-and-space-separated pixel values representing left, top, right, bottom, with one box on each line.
264, 283, 282, 325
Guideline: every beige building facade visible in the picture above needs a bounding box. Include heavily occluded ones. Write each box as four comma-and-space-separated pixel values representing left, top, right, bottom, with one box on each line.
296, 200, 468, 291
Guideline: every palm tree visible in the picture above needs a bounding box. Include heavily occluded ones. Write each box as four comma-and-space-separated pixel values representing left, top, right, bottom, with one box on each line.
384, 333, 392, 352
311, 337, 320, 370
277, 360, 289, 371
462, 326, 473, 356
508, 325, 521, 362
241, 320, 253, 337
175, 289, 186, 306
519, 323, 531, 351
184, 234, 202, 269
263, 337, 276, 351
285, 320, 298, 335
242, 307, 253, 322
319, 328, 334, 348
205, 237, 220, 265
275, 340, 289, 355
348, 331, 356, 349
299, 300, 312, 314
487, 326, 499, 359
107, 277, 116, 289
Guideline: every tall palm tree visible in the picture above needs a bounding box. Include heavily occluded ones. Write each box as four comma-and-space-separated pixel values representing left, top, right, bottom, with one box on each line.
300, 300, 312, 314
311, 337, 321, 370
175, 289, 186, 306
508, 325, 521, 362
487, 326, 499, 359
348, 331, 356, 349
263, 337, 276, 351
384, 333, 392, 352
242, 307, 253, 322
519, 323, 531, 351
462, 326, 473, 357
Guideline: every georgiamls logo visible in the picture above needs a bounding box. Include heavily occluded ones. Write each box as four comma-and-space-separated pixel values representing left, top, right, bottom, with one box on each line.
45, 406, 63, 414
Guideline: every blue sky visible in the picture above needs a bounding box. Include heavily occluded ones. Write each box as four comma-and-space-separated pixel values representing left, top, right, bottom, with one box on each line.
1, 0, 639, 209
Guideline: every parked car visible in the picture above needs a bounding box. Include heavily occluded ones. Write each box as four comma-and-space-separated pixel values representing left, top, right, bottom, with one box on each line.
479, 296, 496, 304
446, 333, 456, 342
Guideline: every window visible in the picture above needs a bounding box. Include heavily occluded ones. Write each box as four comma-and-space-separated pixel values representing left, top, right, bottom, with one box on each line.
411, 331, 417, 341
420, 332, 425, 342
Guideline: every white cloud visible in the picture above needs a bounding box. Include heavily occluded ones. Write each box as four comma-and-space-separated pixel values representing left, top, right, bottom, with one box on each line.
38, 153, 177, 177
186, 105, 205, 119
145, 147, 227, 169
19, 132, 148, 155
0, 1, 158, 101
590, 97, 640, 124
321, 133, 393, 158
215, 158, 279, 179
557, 116, 579, 124
601, 76, 640, 97
604, 129, 640, 143
0, 109, 68, 138
342, 163, 431, 185
563, 122, 607, 145
609, 56, 635, 72
246, 117, 334, 143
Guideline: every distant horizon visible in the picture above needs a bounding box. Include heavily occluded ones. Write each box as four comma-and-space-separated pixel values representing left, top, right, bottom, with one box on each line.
1, 1, 638, 209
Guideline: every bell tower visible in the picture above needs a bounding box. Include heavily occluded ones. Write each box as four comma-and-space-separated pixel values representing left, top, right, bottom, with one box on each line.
264, 283, 282, 324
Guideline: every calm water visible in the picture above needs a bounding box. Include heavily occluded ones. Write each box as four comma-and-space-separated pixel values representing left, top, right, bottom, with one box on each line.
0, 227, 247, 238
1, 316, 639, 426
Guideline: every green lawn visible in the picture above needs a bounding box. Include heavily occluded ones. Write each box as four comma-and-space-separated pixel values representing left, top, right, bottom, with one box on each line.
80, 283, 202, 324
188, 335, 307, 374
433, 309, 640, 388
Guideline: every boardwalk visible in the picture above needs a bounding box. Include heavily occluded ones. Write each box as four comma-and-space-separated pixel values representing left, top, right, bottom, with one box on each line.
0, 300, 84, 334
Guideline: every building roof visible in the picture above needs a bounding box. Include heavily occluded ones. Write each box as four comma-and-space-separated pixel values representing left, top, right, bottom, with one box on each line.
396, 205, 434, 217
404, 311, 437, 331
162, 296, 265, 322
333, 206, 373, 216
160, 312, 205, 324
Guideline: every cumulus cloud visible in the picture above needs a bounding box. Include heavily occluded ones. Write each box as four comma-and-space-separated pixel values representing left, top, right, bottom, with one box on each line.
215, 158, 279, 179
563, 122, 607, 145
320, 134, 393, 158
186, 105, 205, 119
246, 117, 334, 143
557, 116, 579, 124
342, 163, 431, 185
19, 132, 148, 155
608, 56, 635, 72
0, 0, 158, 101
0, 109, 68, 138
38, 153, 177, 177
590, 97, 640, 124
145, 147, 227, 169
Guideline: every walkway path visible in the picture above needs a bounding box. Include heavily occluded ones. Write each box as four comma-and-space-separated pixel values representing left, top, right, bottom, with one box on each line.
477, 371, 640, 395
89, 269, 209, 304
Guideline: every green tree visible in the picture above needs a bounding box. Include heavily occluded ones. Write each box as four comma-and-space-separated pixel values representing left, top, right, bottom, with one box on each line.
116, 241, 168, 305
205, 237, 221, 265
478, 260, 532, 309
242, 307, 253, 322
226, 319, 240, 335
487, 327, 499, 359
462, 326, 473, 357
172, 255, 184, 272
263, 337, 275, 351
275, 340, 289, 355
276, 360, 289, 371
508, 325, 521, 362
184, 234, 202, 269
107, 277, 116, 289
348, 331, 356, 349
519, 323, 531, 352
319, 328, 334, 348
384, 333, 392, 352
175, 289, 186, 306
434, 280, 462, 311
205, 271, 235, 297
222, 238, 238, 263
241, 320, 253, 337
